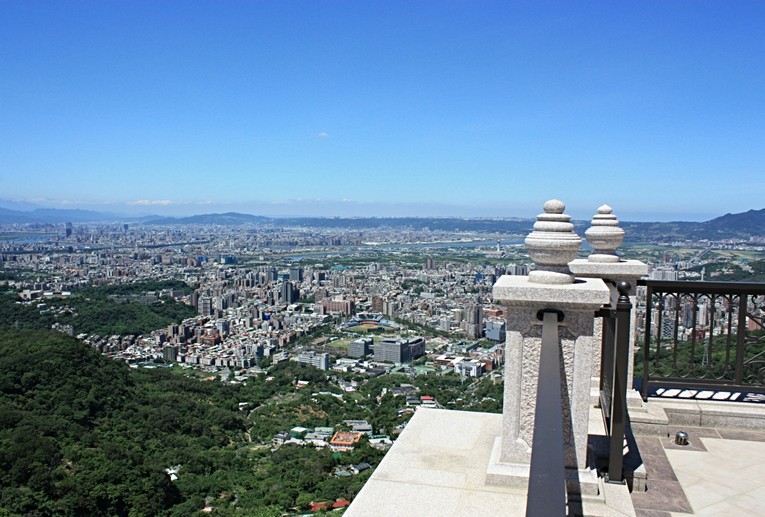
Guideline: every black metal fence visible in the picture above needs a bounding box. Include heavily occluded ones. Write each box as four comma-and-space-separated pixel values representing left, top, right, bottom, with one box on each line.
638, 279, 765, 399
597, 281, 631, 484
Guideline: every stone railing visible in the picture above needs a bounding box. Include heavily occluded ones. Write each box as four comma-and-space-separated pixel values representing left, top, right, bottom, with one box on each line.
489, 200, 647, 507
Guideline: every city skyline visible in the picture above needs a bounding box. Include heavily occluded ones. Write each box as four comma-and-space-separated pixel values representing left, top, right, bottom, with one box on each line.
2, 1, 764, 221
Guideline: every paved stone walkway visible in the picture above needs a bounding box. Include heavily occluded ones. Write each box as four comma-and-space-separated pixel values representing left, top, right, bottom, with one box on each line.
347, 404, 765, 516
631, 426, 765, 516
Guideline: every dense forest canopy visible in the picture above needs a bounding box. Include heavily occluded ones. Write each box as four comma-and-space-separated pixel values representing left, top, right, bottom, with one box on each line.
0, 329, 244, 515
0, 279, 505, 515
0, 330, 467, 515
0, 280, 196, 336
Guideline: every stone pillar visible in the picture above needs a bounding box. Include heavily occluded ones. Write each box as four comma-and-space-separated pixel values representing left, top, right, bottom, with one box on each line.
569, 205, 648, 404
486, 200, 610, 495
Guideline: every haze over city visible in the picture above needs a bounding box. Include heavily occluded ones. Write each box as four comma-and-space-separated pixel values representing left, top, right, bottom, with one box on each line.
1, 1, 764, 221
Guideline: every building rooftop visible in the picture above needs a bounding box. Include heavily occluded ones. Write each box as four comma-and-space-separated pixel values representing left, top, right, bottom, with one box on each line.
330, 431, 363, 447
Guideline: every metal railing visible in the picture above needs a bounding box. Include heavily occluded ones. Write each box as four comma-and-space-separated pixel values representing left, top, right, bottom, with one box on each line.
526, 284, 635, 513
638, 279, 765, 399
596, 281, 631, 484
525, 309, 566, 517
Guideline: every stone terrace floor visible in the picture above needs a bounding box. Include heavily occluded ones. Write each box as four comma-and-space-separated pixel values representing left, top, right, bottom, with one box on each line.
347, 398, 765, 516
631, 423, 765, 516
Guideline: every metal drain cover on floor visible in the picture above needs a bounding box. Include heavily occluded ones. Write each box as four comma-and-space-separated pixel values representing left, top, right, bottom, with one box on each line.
675, 431, 689, 445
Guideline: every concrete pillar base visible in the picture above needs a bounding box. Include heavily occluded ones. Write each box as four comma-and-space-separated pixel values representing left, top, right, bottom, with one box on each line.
485, 436, 602, 497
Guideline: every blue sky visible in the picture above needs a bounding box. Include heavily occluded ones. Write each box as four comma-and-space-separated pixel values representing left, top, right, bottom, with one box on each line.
1, 1, 763, 221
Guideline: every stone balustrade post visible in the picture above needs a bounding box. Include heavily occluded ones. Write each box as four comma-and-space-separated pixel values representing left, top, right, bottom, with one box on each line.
569, 205, 648, 404
487, 200, 610, 495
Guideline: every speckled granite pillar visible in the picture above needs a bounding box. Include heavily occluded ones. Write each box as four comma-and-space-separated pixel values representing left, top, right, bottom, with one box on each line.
487, 201, 610, 494
569, 204, 648, 400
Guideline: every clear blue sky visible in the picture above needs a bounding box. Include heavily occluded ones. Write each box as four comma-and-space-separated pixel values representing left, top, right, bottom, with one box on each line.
1, 1, 763, 221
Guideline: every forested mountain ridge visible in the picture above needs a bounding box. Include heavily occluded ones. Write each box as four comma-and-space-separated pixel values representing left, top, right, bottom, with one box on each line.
0, 329, 248, 516
0, 280, 196, 337
621, 208, 765, 242
0, 328, 418, 516
0, 326, 504, 515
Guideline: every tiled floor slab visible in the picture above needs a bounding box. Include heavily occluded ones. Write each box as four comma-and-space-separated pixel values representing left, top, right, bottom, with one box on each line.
348, 400, 765, 516
347, 407, 635, 516
662, 436, 765, 515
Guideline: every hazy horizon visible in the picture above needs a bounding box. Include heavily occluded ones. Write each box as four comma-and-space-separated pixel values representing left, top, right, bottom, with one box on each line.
0, 197, 733, 223
2, 2, 763, 222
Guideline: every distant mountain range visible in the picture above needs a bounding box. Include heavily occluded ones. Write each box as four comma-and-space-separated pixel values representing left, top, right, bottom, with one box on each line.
0, 208, 269, 226
142, 212, 270, 226
0, 206, 763, 242
0, 207, 124, 224
620, 208, 765, 242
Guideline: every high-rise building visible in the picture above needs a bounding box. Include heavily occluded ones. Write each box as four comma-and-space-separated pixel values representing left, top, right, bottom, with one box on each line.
198, 296, 213, 316
163, 345, 178, 363
373, 337, 425, 363
466, 303, 484, 339
349, 337, 373, 358
315, 288, 328, 302
507, 264, 529, 276
650, 268, 679, 281
289, 267, 303, 282
280, 281, 299, 304
317, 297, 355, 315
383, 300, 399, 317
296, 351, 330, 370
485, 319, 506, 342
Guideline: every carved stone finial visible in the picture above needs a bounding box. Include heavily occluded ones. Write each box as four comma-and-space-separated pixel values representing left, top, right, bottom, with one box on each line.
584, 204, 624, 263
525, 199, 582, 284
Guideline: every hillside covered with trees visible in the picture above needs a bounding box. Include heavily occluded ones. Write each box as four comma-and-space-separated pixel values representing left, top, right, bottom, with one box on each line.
0, 329, 374, 516
0, 277, 506, 515
0, 329, 249, 515
0, 280, 196, 336
0, 327, 503, 515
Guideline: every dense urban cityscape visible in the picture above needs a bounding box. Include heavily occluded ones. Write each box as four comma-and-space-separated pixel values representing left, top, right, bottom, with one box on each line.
4, 216, 764, 373
3, 1, 764, 514
1, 209, 765, 515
